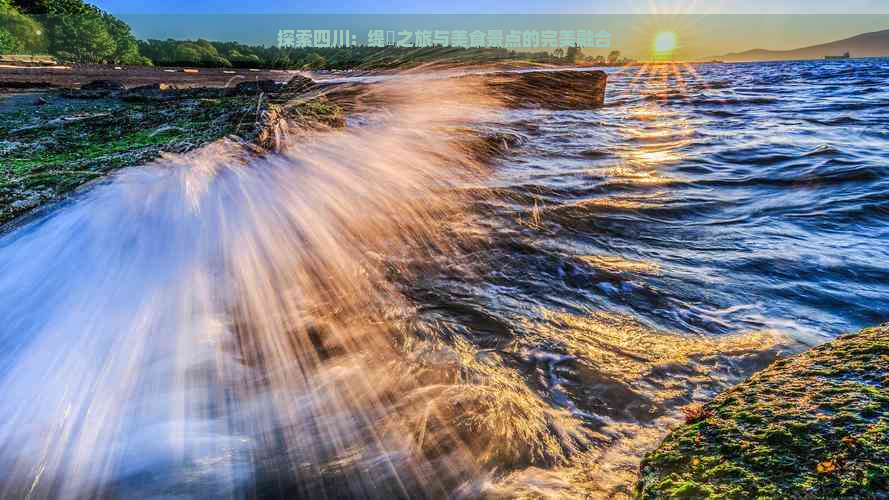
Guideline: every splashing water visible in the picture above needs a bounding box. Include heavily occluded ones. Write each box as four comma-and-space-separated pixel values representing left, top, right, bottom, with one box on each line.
0, 78, 494, 498
0, 71, 798, 499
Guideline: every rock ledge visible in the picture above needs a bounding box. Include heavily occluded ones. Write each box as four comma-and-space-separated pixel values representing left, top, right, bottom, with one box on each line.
638, 325, 889, 498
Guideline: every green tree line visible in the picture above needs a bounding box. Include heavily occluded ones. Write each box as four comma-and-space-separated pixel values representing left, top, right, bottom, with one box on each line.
137, 39, 612, 69
1, 0, 629, 68
0, 0, 149, 63
137, 40, 532, 69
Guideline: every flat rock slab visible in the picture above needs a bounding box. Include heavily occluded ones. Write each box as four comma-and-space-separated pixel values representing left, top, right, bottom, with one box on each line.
482, 70, 607, 109
0, 65, 294, 90
80, 79, 127, 91
317, 69, 608, 112
637, 325, 889, 498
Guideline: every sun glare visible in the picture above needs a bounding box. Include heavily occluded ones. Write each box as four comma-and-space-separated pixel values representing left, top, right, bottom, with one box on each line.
653, 31, 678, 55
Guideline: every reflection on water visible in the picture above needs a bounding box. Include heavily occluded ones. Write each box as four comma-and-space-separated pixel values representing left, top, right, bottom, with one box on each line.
0, 59, 888, 498
577, 255, 661, 275
416, 59, 889, 495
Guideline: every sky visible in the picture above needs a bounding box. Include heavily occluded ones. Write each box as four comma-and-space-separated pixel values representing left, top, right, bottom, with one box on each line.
88, 1, 889, 59
91, 0, 889, 15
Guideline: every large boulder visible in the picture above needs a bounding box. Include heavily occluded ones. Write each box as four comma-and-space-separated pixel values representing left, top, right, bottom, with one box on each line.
282, 74, 316, 93
64, 79, 127, 99
637, 325, 889, 498
233, 79, 281, 95
483, 70, 607, 109
80, 79, 126, 92
122, 83, 180, 102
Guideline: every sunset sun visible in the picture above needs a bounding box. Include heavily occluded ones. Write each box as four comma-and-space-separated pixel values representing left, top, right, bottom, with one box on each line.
653, 31, 678, 55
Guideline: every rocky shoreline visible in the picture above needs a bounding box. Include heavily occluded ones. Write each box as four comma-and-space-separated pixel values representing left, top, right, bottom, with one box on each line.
0, 69, 606, 229
3, 65, 886, 499
637, 325, 889, 498
0, 75, 343, 227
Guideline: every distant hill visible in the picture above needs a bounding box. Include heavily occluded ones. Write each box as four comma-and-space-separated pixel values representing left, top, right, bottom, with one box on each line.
716, 28, 889, 61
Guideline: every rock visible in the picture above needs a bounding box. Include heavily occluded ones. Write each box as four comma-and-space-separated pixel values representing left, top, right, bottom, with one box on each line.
282, 74, 316, 93
469, 130, 527, 162
128, 83, 179, 92
0, 81, 56, 89
233, 79, 281, 95
254, 106, 283, 150
0, 75, 345, 227
483, 70, 607, 109
122, 83, 180, 102
63, 79, 127, 99
80, 80, 126, 92
637, 324, 889, 498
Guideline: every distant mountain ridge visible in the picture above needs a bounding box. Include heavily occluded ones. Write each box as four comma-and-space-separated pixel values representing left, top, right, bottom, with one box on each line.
716, 28, 889, 61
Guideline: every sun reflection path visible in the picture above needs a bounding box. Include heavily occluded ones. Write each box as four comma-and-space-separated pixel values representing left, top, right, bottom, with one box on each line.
598, 62, 707, 196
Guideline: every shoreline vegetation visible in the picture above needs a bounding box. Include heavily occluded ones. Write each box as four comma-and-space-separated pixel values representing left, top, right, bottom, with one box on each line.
1, 0, 633, 70
638, 325, 888, 498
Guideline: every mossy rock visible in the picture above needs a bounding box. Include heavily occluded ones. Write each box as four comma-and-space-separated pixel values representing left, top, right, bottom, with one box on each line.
0, 81, 343, 227
638, 325, 889, 499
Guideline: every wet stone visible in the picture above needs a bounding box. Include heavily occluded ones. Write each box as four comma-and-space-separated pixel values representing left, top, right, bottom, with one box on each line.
637, 324, 889, 499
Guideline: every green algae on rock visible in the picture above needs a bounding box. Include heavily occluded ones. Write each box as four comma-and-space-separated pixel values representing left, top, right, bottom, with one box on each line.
0, 80, 343, 227
637, 325, 889, 499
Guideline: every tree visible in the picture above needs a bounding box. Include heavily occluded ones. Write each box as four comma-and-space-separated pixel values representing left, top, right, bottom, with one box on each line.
228, 49, 261, 67
12, 0, 90, 14
565, 45, 581, 63
10, 0, 150, 62
0, 3, 45, 53
608, 50, 621, 64
119, 51, 151, 65
48, 9, 115, 62
302, 52, 326, 69
0, 29, 19, 53
102, 12, 139, 62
